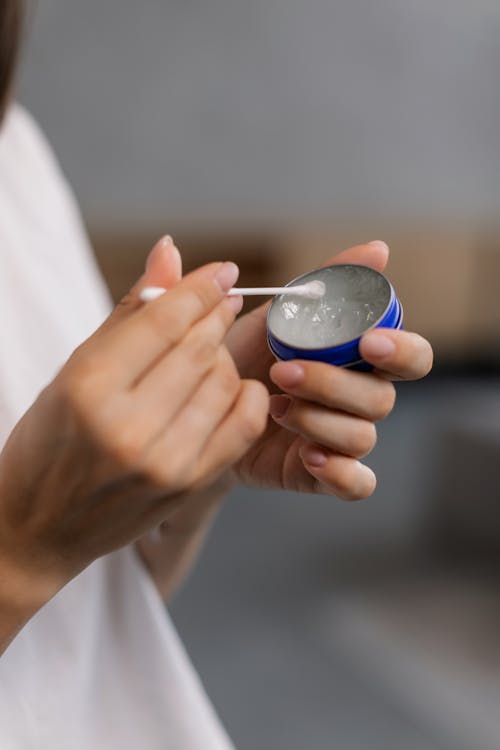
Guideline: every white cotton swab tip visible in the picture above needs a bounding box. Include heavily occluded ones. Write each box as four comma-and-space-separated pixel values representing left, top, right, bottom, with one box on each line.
139, 280, 326, 303
139, 286, 167, 302
228, 281, 326, 299
299, 280, 326, 300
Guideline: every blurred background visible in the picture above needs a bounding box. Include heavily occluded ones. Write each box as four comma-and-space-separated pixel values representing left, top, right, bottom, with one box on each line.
18, 1, 500, 748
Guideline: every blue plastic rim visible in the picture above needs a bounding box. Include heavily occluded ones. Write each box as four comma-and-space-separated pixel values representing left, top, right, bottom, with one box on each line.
267, 264, 403, 370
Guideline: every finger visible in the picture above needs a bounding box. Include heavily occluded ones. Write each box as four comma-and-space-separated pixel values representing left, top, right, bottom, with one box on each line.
97, 261, 241, 387
193, 379, 269, 488
299, 443, 377, 501
269, 396, 377, 459
144, 350, 242, 483
359, 329, 433, 381
320, 240, 389, 273
88, 350, 240, 485
270, 360, 396, 421
144, 378, 269, 491
134, 235, 183, 298
133, 307, 243, 432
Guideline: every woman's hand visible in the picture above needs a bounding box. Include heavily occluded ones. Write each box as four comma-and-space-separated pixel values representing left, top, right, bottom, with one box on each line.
0, 250, 269, 616
134, 238, 431, 602
227, 241, 433, 498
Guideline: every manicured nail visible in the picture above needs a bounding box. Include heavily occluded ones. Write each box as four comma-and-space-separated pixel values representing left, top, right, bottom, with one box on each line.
146, 235, 174, 271
362, 332, 396, 359
368, 240, 389, 253
215, 262, 239, 292
301, 445, 328, 467
164, 243, 182, 270
270, 362, 304, 389
269, 395, 291, 420
227, 294, 244, 315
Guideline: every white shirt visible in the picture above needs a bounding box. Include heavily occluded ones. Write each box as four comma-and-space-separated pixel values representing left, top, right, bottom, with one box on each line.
0, 105, 234, 750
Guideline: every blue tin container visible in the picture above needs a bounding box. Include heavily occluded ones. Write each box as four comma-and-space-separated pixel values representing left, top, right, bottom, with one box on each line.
267, 264, 403, 370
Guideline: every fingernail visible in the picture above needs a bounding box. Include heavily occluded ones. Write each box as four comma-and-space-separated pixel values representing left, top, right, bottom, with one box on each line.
269, 395, 291, 420
227, 294, 244, 315
270, 362, 304, 388
368, 240, 389, 253
362, 332, 395, 359
215, 262, 240, 292
301, 445, 328, 468
161, 236, 182, 269
163, 242, 182, 269
146, 235, 174, 271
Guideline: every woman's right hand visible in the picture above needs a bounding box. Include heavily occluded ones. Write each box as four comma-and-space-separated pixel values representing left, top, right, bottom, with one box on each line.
0, 257, 269, 616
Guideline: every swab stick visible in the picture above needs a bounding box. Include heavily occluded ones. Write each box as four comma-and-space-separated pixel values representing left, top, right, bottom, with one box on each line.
139, 280, 325, 303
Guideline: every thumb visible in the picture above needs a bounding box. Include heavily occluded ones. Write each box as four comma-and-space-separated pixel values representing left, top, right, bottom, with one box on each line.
321, 240, 389, 273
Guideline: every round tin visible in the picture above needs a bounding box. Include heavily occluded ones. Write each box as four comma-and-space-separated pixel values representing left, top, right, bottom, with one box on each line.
267, 264, 403, 370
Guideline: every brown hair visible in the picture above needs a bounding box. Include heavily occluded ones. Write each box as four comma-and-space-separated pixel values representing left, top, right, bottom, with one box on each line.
0, 0, 23, 118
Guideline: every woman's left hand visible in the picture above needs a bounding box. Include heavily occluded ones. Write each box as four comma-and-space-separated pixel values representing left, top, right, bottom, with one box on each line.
227, 240, 433, 500
141, 238, 432, 503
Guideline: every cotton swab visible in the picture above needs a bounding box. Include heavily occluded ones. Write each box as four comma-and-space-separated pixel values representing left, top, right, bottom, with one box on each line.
139, 287, 172, 302
139, 280, 326, 303
228, 281, 326, 299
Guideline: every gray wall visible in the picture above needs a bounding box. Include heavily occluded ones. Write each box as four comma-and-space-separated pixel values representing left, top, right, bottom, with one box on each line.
19, 0, 500, 226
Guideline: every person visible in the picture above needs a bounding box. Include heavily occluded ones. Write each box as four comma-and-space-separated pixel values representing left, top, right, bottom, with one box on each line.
0, 2, 433, 748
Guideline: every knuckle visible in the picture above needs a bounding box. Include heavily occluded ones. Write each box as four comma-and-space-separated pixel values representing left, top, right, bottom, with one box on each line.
59, 357, 106, 416
186, 334, 219, 369
292, 406, 316, 435
117, 291, 140, 313
142, 297, 188, 346
241, 410, 266, 443
324, 364, 342, 394
307, 364, 340, 404
144, 454, 191, 491
217, 299, 236, 326
107, 427, 145, 469
187, 284, 218, 317
215, 360, 240, 398
239, 382, 269, 441
143, 301, 176, 339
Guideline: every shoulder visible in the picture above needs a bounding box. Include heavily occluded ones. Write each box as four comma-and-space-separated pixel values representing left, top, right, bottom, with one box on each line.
2, 104, 57, 161
0, 104, 71, 189
0, 105, 113, 321
0, 103, 88, 242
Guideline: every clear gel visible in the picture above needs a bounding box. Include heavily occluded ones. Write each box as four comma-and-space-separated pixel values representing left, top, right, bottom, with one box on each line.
268, 265, 391, 349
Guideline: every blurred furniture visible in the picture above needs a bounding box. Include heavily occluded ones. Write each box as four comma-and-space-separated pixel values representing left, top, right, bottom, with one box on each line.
90, 222, 500, 367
